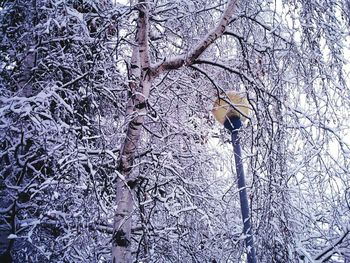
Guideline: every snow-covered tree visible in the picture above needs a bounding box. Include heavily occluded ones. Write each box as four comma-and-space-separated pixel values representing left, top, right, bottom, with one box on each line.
1, 0, 349, 262
1, 0, 125, 261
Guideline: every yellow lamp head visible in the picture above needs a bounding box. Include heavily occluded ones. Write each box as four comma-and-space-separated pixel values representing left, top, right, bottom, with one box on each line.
212, 91, 251, 125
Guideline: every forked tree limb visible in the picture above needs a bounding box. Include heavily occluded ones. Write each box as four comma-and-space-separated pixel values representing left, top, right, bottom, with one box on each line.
113, 1, 240, 262
151, 0, 239, 76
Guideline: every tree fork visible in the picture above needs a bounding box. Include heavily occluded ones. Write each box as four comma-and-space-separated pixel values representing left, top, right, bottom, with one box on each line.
112, 1, 240, 261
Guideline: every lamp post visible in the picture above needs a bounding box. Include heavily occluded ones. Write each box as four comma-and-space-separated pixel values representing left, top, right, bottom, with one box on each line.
212, 91, 257, 263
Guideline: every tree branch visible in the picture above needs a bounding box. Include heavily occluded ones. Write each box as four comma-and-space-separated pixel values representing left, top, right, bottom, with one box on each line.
189, 65, 222, 97
151, 0, 239, 76
137, 0, 151, 70
193, 59, 254, 84
314, 228, 350, 261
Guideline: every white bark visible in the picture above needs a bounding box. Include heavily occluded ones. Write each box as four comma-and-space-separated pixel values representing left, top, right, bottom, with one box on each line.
151, 0, 239, 76
112, 1, 152, 262
112, 0, 239, 261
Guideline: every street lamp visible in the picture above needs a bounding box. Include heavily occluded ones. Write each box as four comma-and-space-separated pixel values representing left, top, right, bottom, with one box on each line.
212, 91, 257, 263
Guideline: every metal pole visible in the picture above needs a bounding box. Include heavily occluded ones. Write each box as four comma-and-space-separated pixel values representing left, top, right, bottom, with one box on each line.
225, 117, 257, 263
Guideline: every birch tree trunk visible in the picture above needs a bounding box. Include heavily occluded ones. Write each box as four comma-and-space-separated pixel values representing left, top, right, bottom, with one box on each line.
112, 0, 238, 261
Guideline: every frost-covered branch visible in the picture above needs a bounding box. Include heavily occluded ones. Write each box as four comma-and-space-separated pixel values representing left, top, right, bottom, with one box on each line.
314, 228, 350, 261
151, 0, 239, 76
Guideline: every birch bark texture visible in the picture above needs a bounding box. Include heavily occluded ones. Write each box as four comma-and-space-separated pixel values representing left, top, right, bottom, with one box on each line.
112, 0, 239, 261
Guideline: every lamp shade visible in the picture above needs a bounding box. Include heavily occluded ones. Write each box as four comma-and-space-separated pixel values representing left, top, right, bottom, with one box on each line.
212, 91, 251, 125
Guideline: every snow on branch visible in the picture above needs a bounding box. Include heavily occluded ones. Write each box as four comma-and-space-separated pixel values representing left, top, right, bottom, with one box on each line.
137, 0, 151, 70
314, 228, 350, 261
151, 0, 239, 76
